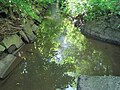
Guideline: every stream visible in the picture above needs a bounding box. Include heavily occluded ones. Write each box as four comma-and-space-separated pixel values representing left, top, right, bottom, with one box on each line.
0, 4, 120, 90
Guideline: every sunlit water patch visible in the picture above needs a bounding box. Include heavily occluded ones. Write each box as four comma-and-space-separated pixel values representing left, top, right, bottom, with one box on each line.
0, 4, 120, 90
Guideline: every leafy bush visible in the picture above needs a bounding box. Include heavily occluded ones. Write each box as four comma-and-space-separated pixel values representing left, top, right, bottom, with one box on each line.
0, 0, 54, 21
62, 0, 120, 21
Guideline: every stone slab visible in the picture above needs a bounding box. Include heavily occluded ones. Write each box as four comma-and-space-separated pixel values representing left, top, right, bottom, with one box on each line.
19, 30, 29, 43
0, 54, 16, 78
32, 24, 39, 34
7, 44, 17, 54
2, 34, 24, 49
77, 76, 120, 90
0, 45, 5, 52
0, 52, 7, 60
12, 43, 25, 55
23, 21, 37, 43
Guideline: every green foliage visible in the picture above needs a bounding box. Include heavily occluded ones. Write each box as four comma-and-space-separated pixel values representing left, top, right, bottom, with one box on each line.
36, 18, 62, 58
36, 6, 64, 58
62, 0, 120, 21
0, 0, 54, 21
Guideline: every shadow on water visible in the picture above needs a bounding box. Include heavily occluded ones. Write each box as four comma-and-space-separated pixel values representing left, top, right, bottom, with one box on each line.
0, 44, 75, 90
0, 3, 120, 90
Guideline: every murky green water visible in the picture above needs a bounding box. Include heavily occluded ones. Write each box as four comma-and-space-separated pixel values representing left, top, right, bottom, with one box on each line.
0, 4, 120, 90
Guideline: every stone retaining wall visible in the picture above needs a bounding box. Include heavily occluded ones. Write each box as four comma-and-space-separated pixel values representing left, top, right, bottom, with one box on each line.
0, 20, 39, 78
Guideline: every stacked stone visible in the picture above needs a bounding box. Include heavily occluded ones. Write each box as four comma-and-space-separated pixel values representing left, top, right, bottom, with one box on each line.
0, 20, 38, 78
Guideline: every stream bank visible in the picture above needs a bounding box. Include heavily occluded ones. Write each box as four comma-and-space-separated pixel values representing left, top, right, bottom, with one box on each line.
0, 17, 38, 78
0, 1, 51, 78
78, 14, 120, 45
0, 3, 120, 90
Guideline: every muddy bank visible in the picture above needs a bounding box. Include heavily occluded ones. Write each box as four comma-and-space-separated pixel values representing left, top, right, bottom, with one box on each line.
78, 14, 120, 45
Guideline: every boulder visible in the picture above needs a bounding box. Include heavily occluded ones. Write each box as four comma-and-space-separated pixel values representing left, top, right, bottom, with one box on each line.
0, 54, 16, 78
2, 34, 24, 49
77, 76, 120, 90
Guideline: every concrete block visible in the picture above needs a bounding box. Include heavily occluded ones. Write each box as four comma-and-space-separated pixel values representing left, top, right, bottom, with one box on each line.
23, 22, 37, 42
2, 34, 24, 49
19, 30, 29, 42
77, 76, 120, 90
0, 45, 5, 51
0, 52, 7, 60
0, 54, 17, 78
7, 44, 17, 54
32, 24, 39, 34
0, 45, 7, 60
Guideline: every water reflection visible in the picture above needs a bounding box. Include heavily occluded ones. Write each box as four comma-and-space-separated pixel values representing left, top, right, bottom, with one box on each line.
0, 3, 120, 90
0, 44, 75, 90
88, 39, 120, 76
34, 4, 120, 76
